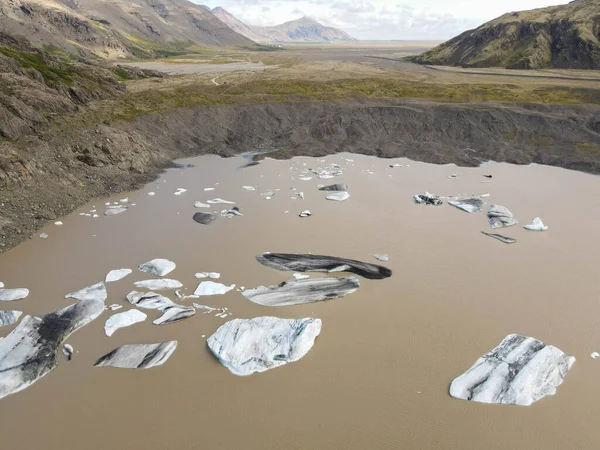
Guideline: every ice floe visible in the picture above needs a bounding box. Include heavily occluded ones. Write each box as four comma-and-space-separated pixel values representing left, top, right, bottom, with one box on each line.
0, 300, 104, 399
413, 192, 442, 206
0, 310, 22, 327
194, 281, 235, 296
65, 283, 107, 302
134, 279, 182, 290
524, 217, 548, 231
104, 310, 147, 337
194, 272, 221, 279
450, 334, 575, 406
326, 192, 350, 201
138, 259, 176, 277
104, 205, 129, 216
0, 288, 29, 302
488, 205, 518, 229
318, 184, 348, 192
127, 291, 177, 310
243, 277, 360, 307
153, 306, 195, 325
105, 268, 132, 283
207, 317, 321, 376
448, 198, 484, 213
93, 341, 178, 369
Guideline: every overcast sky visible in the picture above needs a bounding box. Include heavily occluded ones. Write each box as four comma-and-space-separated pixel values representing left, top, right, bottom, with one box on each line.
198, 0, 570, 40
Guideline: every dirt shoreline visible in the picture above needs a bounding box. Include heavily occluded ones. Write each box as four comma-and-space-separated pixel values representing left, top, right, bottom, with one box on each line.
0, 99, 599, 252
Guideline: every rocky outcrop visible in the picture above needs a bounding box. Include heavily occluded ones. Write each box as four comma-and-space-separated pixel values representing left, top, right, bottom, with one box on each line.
450, 334, 575, 406
207, 317, 322, 376
256, 253, 392, 280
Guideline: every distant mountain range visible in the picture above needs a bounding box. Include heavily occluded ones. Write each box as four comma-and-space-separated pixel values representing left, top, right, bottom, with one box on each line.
410, 0, 600, 69
0, 0, 254, 58
212, 7, 356, 43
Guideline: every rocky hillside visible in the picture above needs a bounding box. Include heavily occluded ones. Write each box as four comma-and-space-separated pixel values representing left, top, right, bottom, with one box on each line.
410, 0, 600, 69
212, 8, 355, 43
0, 0, 255, 58
0, 29, 160, 141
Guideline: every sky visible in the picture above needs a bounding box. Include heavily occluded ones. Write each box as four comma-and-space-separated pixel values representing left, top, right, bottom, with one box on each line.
197, 0, 571, 40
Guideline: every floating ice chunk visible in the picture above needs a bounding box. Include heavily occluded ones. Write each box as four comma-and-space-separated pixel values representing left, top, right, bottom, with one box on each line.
413, 192, 442, 206
448, 198, 484, 213
372, 254, 389, 262
207, 317, 322, 376
0, 310, 22, 327
104, 310, 147, 337
299, 177, 313, 181
591, 352, 599, 360
153, 305, 195, 325
293, 273, 309, 280
108, 304, 123, 311
54, 221, 63, 226
93, 341, 178, 369
326, 192, 350, 201
207, 198, 235, 205
450, 334, 575, 406
120, 198, 129, 203
104, 205, 128, 216
62, 344, 73, 361
204, 188, 216, 191
65, 283, 106, 302
148, 192, 155, 196
194, 281, 235, 296
134, 279, 182, 290
105, 269, 132, 283
0, 282, 3, 288
488, 205, 518, 229
194, 202, 210, 208
524, 217, 548, 231
174, 188, 187, 196
39, 233, 48, 239
126, 291, 176, 310
297, 192, 305, 200
138, 259, 176, 277
318, 184, 348, 192
299, 210, 312, 217
241, 186, 256, 191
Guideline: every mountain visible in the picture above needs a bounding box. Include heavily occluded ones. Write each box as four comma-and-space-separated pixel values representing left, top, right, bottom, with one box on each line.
212, 8, 355, 43
0, 0, 255, 58
409, 0, 600, 69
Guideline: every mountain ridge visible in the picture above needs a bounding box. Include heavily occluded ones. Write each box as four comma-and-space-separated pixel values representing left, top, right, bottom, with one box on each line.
212, 7, 355, 43
409, 0, 600, 69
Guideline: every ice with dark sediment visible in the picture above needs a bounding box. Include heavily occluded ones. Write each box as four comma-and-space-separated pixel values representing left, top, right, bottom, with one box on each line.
65, 282, 107, 302
488, 205, 518, 229
0, 289, 29, 302
127, 291, 177, 310
207, 317, 322, 376
0, 300, 104, 400
138, 259, 176, 277
93, 341, 178, 369
243, 277, 360, 307
450, 334, 575, 406
318, 184, 348, 192
256, 253, 392, 280
481, 232, 517, 244
193, 212, 217, 225
153, 305, 196, 325
413, 192, 442, 206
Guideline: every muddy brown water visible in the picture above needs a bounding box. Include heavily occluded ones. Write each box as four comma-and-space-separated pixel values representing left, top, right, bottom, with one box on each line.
1, 154, 600, 450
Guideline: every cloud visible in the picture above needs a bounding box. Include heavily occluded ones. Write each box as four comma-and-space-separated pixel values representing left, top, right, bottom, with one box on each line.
198, 0, 571, 40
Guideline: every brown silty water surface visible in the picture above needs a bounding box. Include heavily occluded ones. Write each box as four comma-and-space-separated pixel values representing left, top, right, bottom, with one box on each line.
0, 153, 600, 450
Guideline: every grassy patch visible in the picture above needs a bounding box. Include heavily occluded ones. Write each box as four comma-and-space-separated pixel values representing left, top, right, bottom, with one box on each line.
0, 46, 74, 85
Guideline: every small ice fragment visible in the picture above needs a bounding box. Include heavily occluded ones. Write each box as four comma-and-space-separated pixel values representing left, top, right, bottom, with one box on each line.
105, 269, 132, 283
194, 281, 235, 296
148, 192, 155, 196
62, 344, 74, 361
241, 186, 256, 191
293, 273, 309, 280
207, 198, 235, 205
373, 254, 389, 262
39, 233, 48, 239
194, 202, 210, 208
195, 272, 221, 279
524, 217, 548, 231
120, 198, 129, 203
591, 352, 600, 360
174, 188, 187, 196
204, 188, 215, 191
54, 221, 63, 226
109, 304, 123, 311
299, 210, 312, 217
